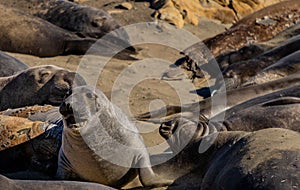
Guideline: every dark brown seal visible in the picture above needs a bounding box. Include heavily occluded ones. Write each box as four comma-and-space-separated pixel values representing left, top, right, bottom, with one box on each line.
158, 120, 300, 189
0, 65, 86, 110
0, 4, 97, 57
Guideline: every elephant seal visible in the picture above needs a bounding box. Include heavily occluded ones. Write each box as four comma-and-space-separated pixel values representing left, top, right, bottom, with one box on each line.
181, 0, 300, 76
33, 0, 127, 39
215, 35, 300, 91
136, 73, 300, 122
0, 65, 86, 110
242, 50, 300, 86
215, 23, 300, 70
159, 120, 300, 189
0, 174, 116, 190
57, 85, 171, 188
0, 0, 137, 55
0, 4, 98, 57
0, 51, 28, 77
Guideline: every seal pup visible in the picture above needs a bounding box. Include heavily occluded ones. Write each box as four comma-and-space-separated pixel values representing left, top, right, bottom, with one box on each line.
136, 72, 300, 122
0, 174, 116, 190
0, 51, 28, 77
57, 86, 171, 188
0, 65, 86, 110
159, 120, 300, 189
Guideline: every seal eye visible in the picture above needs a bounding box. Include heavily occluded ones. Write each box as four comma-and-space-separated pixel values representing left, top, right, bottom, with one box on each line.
38, 70, 51, 84
86, 92, 93, 99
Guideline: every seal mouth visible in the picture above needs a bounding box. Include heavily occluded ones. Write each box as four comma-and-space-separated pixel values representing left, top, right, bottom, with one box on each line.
60, 101, 88, 129
63, 114, 88, 130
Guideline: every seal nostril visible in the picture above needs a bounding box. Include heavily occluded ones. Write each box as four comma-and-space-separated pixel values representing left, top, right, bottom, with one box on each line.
59, 102, 73, 116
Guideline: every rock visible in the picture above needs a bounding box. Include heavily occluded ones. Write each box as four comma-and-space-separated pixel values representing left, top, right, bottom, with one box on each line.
119, 2, 133, 10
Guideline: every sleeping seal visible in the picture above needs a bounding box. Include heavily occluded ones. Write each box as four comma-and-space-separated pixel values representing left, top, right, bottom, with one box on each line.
159, 120, 300, 189
136, 73, 300, 122
57, 85, 171, 188
215, 35, 300, 91
181, 0, 300, 77
0, 65, 86, 110
242, 50, 300, 86
0, 4, 97, 57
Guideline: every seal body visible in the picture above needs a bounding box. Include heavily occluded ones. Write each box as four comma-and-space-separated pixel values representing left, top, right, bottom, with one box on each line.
216, 35, 300, 91
0, 174, 116, 190
242, 50, 300, 86
33, 0, 124, 39
0, 65, 86, 110
0, 4, 96, 57
159, 119, 300, 189
57, 86, 171, 188
136, 73, 300, 121
0, 51, 28, 77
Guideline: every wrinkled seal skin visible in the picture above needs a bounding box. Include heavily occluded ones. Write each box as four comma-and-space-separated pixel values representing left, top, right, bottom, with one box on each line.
215, 35, 300, 91
0, 174, 116, 190
0, 65, 86, 111
182, 0, 300, 72
57, 86, 171, 188
0, 4, 96, 57
0, 51, 28, 77
136, 73, 300, 122
159, 120, 300, 190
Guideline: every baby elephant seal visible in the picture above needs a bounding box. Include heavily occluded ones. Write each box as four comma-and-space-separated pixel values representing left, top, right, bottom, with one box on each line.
57, 86, 171, 188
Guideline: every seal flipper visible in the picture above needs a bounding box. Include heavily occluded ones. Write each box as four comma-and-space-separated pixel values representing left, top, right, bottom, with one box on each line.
261, 97, 300, 107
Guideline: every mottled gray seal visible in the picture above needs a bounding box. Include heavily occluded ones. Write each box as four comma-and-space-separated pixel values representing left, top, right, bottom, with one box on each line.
0, 4, 98, 57
0, 65, 86, 110
0, 174, 116, 190
181, 0, 300, 77
159, 120, 300, 189
136, 73, 300, 122
0, 51, 28, 77
57, 85, 171, 188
